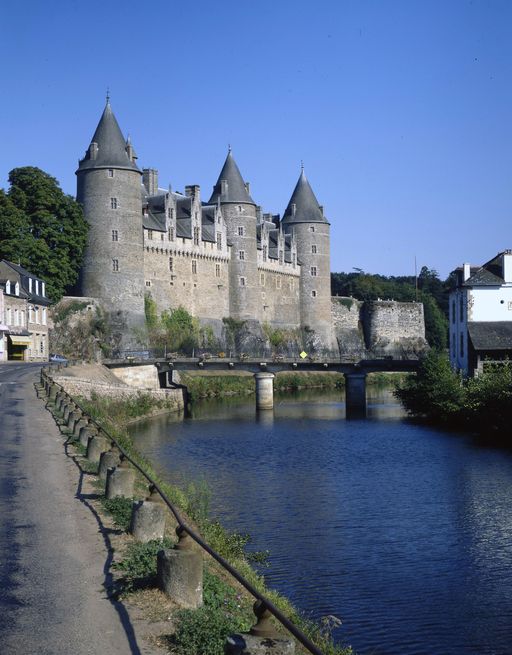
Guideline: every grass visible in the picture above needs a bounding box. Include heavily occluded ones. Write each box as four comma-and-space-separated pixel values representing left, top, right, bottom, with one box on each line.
101, 496, 134, 531
113, 537, 174, 591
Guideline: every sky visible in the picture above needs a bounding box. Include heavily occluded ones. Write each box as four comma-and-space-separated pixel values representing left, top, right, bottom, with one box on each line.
1, 0, 511, 279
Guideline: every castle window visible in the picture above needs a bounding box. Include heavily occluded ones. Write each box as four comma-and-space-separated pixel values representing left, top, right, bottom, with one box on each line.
311, 245, 317, 254
108, 169, 114, 178
310, 266, 317, 277
161, 233, 164, 241
112, 230, 118, 241
148, 230, 153, 240
279, 250, 283, 265
309, 225, 315, 232
145, 281, 151, 287
111, 197, 118, 209
217, 232, 222, 250
40, 337, 44, 354
237, 226, 244, 236
311, 290, 317, 298
112, 259, 119, 272
14, 282, 19, 296
238, 250, 245, 261
194, 227, 200, 245
42, 308, 46, 325
263, 245, 267, 262
215, 264, 221, 278
292, 253, 296, 268
169, 257, 174, 272
276, 277, 282, 289
260, 273, 265, 286
192, 260, 197, 274
239, 277, 246, 287
169, 226, 175, 241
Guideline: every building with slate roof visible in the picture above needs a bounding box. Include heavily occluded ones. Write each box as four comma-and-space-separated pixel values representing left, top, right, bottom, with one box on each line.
76, 99, 336, 349
449, 250, 512, 375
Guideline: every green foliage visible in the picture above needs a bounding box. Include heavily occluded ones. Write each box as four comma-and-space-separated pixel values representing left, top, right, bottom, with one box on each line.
144, 293, 158, 329
113, 537, 174, 591
181, 374, 255, 400
53, 300, 89, 324
395, 351, 464, 422
0, 167, 88, 301
144, 302, 199, 354
101, 496, 134, 531
171, 570, 253, 655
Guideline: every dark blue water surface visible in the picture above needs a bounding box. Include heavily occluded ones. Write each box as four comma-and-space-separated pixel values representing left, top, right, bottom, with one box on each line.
129, 388, 512, 655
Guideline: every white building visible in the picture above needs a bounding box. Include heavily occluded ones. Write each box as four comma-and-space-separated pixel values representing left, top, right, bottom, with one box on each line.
449, 250, 512, 376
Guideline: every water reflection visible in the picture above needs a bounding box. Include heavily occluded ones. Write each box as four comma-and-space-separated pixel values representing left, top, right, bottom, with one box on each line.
129, 387, 512, 655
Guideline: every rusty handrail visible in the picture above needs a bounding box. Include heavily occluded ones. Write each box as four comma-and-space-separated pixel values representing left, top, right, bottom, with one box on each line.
41, 366, 326, 655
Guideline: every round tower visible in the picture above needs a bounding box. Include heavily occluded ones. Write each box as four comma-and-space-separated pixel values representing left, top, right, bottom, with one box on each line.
282, 168, 334, 351
76, 99, 145, 344
209, 149, 259, 322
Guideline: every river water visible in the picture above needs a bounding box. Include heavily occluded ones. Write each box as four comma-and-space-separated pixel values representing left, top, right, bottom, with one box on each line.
129, 387, 512, 655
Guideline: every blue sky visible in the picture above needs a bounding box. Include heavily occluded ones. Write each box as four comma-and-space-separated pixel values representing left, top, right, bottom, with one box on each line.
1, 0, 511, 278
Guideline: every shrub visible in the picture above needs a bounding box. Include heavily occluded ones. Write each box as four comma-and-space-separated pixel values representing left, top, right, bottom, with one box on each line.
113, 537, 174, 591
101, 496, 133, 531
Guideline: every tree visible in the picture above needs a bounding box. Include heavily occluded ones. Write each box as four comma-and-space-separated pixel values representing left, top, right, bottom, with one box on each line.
0, 167, 88, 301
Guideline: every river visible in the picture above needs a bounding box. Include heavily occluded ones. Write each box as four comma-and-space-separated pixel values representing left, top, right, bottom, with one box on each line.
129, 387, 512, 655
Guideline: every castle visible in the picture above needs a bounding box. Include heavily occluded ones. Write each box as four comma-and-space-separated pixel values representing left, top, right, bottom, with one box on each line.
76, 99, 427, 357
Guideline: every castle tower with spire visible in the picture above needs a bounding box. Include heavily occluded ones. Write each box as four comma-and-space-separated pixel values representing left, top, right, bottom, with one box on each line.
76, 99, 145, 342
282, 168, 334, 348
209, 149, 259, 323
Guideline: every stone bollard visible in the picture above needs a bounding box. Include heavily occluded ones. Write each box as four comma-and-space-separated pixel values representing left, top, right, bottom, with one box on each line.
67, 409, 82, 432
80, 425, 96, 449
225, 601, 295, 655
63, 402, 75, 423
130, 485, 166, 542
86, 434, 110, 463
56, 394, 67, 412
73, 418, 89, 440
105, 457, 135, 499
98, 447, 121, 480
157, 527, 203, 608
49, 384, 59, 402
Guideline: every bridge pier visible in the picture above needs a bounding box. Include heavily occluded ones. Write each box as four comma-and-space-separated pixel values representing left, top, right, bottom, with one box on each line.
254, 372, 275, 410
345, 371, 367, 418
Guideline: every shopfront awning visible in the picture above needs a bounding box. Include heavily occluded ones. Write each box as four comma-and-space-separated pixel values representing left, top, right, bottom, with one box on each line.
8, 335, 32, 346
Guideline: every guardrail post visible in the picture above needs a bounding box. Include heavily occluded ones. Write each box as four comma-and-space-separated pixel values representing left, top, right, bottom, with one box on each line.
105, 456, 135, 499
67, 409, 82, 432
79, 425, 96, 449
225, 601, 295, 655
73, 417, 89, 440
130, 485, 166, 542
49, 384, 58, 401
157, 526, 203, 608
63, 402, 75, 423
98, 446, 121, 480
86, 434, 110, 463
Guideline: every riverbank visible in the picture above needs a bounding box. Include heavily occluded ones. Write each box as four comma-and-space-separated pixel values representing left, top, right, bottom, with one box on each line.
71, 389, 353, 655
181, 370, 408, 400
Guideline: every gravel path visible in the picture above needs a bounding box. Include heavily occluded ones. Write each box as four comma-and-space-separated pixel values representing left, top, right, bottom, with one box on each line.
0, 363, 164, 655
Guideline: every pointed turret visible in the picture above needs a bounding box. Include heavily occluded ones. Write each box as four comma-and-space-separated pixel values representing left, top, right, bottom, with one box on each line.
78, 100, 139, 171
282, 168, 327, 225
208, 149, 254, 205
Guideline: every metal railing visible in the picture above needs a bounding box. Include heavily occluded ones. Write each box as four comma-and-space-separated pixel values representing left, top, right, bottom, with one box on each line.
40, 365, 326, 655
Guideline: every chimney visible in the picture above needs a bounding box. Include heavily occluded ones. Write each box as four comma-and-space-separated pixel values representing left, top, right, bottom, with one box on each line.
463, 262, 471, 282
185, 184, 200, 199
502, 251, 512, 283
142, 168, 159, 195
245, 181, 250, 194
221, 180, 228, 196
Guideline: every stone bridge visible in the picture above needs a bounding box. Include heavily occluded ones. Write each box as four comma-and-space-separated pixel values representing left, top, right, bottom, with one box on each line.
104, 355, 419, 417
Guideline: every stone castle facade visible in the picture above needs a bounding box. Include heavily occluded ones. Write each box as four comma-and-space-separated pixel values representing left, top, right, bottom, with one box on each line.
76, 100, 427, 356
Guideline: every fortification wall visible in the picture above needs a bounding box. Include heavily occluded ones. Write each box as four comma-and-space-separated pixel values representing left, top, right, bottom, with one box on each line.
331, 297, 427, 356
144, 247, 230, 320
364, 300, 427, 355
257, 265, 301, 328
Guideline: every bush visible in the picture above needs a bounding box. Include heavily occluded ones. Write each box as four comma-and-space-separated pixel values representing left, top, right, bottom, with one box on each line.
101, 496, 133, 531
113, 537, 174, 591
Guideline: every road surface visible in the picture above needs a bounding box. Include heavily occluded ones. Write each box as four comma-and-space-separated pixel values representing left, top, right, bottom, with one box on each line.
0, 363, 159, 654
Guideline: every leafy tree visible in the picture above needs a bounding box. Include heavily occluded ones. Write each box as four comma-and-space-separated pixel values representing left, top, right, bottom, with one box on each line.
0, 167, 88, 301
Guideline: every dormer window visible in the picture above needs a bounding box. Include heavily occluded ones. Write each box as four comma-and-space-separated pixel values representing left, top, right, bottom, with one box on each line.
29, 278, 32, 292
108, 169, 114, 178
5, 280, 10, 294
41, 282, 45, 297
15, 282, 19, 296
35, 280, 39, 295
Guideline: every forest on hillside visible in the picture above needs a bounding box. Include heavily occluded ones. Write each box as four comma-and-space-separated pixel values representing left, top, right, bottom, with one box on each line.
331, 267, 455, 350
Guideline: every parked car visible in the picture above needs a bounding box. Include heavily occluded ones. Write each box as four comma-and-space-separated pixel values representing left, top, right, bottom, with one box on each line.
49, 353, 68, 363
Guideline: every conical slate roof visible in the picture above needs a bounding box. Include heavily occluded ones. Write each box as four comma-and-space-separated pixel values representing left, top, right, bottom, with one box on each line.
78, 100, 139, 171
208, 149, 254, 204
282, 169, 327, 224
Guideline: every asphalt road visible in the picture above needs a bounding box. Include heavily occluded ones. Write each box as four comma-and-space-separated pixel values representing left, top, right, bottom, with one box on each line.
0, 363, 156, 655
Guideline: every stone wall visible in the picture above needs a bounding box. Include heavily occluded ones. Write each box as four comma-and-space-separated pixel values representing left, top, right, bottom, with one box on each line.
331, 297, 427, 357
52, 375, 184, 410
257, 264, 301, 328
109, 364, 160, 389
